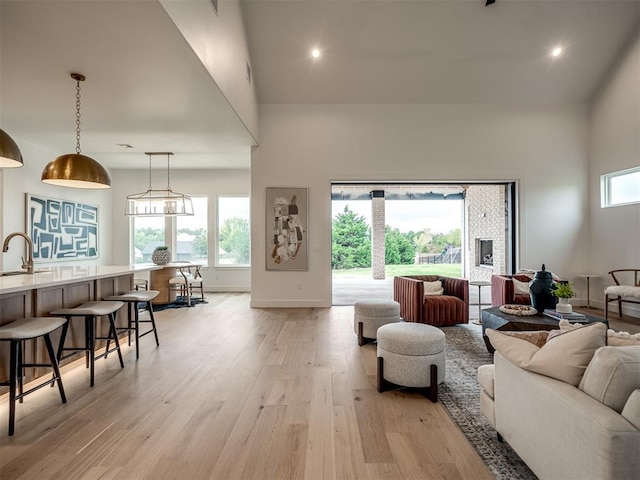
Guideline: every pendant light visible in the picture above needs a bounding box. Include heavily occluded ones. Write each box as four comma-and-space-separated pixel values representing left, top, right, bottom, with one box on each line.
0, 129, 24, 168
125, 152, 194, 216
41, 73, 111, 189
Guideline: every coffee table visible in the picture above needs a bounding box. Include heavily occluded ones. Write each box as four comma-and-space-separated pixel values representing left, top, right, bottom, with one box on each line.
481, 306, 608, 353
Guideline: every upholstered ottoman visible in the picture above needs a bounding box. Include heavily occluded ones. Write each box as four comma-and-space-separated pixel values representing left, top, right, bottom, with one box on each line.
376, 322, 446, 402
354, 299, 401, 346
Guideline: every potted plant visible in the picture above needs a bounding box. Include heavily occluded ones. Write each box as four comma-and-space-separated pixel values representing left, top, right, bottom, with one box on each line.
551, 281, 575, 313
151, 245, 171, 265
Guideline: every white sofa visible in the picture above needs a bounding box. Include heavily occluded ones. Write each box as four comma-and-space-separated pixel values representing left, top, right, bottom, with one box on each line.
479, 346, 640, 480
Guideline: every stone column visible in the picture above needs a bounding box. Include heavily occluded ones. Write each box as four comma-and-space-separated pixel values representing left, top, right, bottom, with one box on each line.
371, 190, 385, 279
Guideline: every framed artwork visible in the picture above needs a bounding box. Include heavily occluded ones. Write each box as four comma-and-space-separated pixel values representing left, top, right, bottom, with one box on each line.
266, 187, 308, 271
26, 193, 99, 262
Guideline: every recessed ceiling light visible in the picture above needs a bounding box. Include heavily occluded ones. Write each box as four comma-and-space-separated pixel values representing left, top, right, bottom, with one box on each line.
552, 47, 562, 57
311, 48, 320, 59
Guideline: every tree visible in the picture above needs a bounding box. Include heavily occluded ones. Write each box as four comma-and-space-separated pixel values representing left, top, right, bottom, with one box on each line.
385, 226, 415, 265
332, 206, 371, 269
219, 217, 250, 264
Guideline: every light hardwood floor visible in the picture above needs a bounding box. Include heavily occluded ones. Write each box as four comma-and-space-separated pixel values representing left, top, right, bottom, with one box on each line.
0, 294, 492, 480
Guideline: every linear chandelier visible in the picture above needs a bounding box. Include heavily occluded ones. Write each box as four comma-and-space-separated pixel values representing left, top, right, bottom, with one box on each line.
125, 152, 194, 217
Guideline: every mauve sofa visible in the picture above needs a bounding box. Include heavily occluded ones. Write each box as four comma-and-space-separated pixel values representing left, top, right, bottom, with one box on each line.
393, 275, 469, 326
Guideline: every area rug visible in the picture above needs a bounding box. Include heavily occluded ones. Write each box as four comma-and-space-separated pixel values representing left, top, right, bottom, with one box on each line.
152, 297, 208, 311
439, 325, 537, 480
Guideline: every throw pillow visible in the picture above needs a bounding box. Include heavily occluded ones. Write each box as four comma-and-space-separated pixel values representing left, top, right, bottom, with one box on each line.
579, 346, 640, 413
511, 278, 530, 295
501, 330, 549, 348
424, 280, 444, 296
486, 322, 606, 386
546, 319, 584, 341
607, 329, 640, 347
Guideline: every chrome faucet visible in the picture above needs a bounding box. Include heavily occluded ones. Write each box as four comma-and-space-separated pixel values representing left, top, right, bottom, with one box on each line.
2, 232, 34, 274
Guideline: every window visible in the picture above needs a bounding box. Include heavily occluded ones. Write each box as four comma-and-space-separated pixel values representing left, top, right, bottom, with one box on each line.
601, 167, 640, 208
176, 196, 208, 262
130, 196, 208, 264
132, 217, 165, 265
217, 196, 250, 266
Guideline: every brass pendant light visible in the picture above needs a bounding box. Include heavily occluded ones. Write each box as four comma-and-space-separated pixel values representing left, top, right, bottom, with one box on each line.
124, 152, 194, 216
41, 73, 111, 189
0, 129, 24, 168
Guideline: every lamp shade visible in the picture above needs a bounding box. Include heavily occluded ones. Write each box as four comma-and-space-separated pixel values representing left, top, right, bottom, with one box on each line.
41, 153, 111, 189
0, 129, 24, 168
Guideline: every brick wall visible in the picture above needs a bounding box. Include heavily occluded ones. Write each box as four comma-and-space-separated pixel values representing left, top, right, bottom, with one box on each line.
465, 185, 507, 281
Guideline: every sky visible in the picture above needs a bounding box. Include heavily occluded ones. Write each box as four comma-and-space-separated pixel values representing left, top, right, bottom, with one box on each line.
332, 199, 463, 234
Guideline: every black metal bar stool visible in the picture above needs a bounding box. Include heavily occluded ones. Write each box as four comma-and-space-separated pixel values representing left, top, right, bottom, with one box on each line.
51, 301, 125, 387
0, 317, 67, 436
104, 290, 160, 359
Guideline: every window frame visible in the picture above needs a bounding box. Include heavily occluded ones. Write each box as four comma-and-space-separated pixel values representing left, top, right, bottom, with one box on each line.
601, 166, 640, 208
216, 195, 251, 268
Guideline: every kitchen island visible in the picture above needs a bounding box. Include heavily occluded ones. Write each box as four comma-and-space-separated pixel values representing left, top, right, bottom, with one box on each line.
0, 265, 159, 387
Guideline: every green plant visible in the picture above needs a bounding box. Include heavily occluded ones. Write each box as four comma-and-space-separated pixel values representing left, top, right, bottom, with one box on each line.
551, 281, 575, 298
154, 245, 169, 251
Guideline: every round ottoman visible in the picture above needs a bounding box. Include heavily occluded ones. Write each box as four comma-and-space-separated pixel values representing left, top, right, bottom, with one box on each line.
376, 322, 446, 402
354, 299, 401, 346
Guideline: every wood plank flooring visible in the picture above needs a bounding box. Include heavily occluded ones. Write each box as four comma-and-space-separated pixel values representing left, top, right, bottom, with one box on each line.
0, 294, 492, 480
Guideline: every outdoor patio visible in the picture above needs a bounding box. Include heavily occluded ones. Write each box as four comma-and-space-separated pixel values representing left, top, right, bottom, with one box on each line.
332, 275, 491, 322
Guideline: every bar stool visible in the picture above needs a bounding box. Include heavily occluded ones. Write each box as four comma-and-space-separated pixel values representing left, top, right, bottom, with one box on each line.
51, 301, 125, 387
104, 290, 160, 359
134, 278, 148, 291
0, 317, 67, 436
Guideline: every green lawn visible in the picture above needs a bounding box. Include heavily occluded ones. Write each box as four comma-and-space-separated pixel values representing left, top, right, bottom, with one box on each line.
332, 264, 462, 277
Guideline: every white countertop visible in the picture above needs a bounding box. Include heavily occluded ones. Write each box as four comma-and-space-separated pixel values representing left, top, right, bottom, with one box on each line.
0, 265, 159, 295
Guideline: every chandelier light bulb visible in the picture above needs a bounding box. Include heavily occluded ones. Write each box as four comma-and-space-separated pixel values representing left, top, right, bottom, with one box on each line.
311, 48, 320, 59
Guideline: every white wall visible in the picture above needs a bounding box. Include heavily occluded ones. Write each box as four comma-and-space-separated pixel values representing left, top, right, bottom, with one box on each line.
251, 104, 590, 307
1, 137, 113, 270
160, 0, 259, 142
110, 167, 251, 291
589, 27, 640, 312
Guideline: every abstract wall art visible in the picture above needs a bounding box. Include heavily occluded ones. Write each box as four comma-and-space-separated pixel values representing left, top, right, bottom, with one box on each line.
266, 187, 308, 271
26, 194, 99, 261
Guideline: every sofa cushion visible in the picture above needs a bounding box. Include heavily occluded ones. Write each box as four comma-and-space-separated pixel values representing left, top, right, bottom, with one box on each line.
423, 280, 444, 296
578, 346, 640, 413
621, 390, 640, 430
512, 278, 530, 295
486, 322, 606, 386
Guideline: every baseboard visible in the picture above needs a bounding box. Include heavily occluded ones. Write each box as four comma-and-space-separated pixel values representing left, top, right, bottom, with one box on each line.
250, 299, 329, 308
204, 286, 250, 293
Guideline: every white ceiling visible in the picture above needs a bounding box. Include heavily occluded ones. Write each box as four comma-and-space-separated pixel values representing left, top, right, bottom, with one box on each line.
242, 0, 640, 104
0, 0, 255, 170
1, 0, 639, 170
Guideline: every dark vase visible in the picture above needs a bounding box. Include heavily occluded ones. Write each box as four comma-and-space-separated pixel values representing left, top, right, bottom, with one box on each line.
529, 264, 558, 313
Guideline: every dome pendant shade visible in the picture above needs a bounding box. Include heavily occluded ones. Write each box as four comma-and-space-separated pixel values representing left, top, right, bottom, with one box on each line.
0, 129, 24, 168
41, 73, 111, 189
42, 153, 111, 189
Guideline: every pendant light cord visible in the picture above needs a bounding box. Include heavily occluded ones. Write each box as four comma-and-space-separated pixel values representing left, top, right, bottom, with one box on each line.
148, 154, 153, 190
75, 78, 82, 154
167, 153, 171, 191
